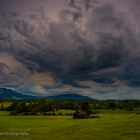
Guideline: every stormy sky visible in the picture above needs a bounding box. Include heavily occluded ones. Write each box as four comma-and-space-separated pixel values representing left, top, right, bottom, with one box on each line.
0, 0, 140, 99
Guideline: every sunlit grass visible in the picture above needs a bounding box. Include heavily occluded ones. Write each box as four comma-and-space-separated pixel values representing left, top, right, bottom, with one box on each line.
0, 101, 12, 108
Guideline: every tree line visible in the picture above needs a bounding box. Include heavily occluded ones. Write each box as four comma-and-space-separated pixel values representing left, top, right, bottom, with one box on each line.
1, 99, 140, 118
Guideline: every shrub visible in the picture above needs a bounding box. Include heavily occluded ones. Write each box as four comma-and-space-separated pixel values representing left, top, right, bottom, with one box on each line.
66, 113, 69, 116
136, 112, 140, 115
69, 113, 74, 116
126, 107, 134, 111
47, 112, 51, 115
73, 110, 89, 119
22, 112, 31, 115
65, 113, 73, 116
51, 112, 57, 116
30, 110, 37, 115
58, 112, 62, 115
42, 112, 48, 115
90, 110, 99, 114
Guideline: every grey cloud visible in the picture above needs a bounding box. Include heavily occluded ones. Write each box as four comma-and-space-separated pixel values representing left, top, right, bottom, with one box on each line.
0, 0, 140, 98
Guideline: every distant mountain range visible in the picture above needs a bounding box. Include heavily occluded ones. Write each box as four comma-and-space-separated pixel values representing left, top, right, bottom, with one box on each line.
0, 88, 38, 100
47, 93, 93, 100
0, 88, 93, 100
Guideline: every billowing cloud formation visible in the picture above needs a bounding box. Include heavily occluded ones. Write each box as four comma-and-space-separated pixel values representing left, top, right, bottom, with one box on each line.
0, 0, 140, 99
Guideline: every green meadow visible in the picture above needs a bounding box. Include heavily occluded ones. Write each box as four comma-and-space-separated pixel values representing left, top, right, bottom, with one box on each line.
0, 109, 139, 140
0, 101, 12, 108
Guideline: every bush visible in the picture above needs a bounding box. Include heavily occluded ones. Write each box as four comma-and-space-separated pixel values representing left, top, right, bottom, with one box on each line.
42, 112, 48, 115
30, 110, 37, 115
69, 113, 74, 116
90, 110, 99, 114
126, 107, 134, 111
58, 112, 63, 115
73, 110, 89, 119
22, 112, 31, 115
47, 112, 51, 115
136, 112, 140, 115
65, 113, 73, 116
51, 112, 57, 116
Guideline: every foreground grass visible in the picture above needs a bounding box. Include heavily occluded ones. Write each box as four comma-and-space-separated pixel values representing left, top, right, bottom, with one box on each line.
0, 110, 139, 140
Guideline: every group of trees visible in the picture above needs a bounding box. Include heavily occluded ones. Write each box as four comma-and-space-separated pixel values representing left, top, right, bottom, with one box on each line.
92, 100, 140, 111
6, 100, 59, 115
73, 102, 92, 119
3, 99, 140, 118
5, 100, 95, 117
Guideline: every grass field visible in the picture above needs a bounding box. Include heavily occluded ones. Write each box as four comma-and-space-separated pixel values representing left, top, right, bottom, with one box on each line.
0, 101, 12, 108
0, 109, 139, 140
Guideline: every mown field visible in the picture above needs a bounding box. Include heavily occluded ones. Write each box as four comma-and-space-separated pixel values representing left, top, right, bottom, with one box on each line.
0, 109, 139, 140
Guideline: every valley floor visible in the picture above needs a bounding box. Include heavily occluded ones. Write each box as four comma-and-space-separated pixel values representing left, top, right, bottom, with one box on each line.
0, 109, 139, 140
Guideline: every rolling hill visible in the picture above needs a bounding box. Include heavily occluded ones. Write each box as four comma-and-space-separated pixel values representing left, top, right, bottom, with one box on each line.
47, 93, 93, 100
0, 88, 93, 101
0, 88, 38, 100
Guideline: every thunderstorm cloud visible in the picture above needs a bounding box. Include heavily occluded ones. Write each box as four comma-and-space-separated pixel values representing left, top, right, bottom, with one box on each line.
0, 0, 140, 99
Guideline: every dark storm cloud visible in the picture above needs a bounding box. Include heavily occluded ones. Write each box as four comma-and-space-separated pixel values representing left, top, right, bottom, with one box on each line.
122, 56, 140, 86
0, 0, 140, 98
